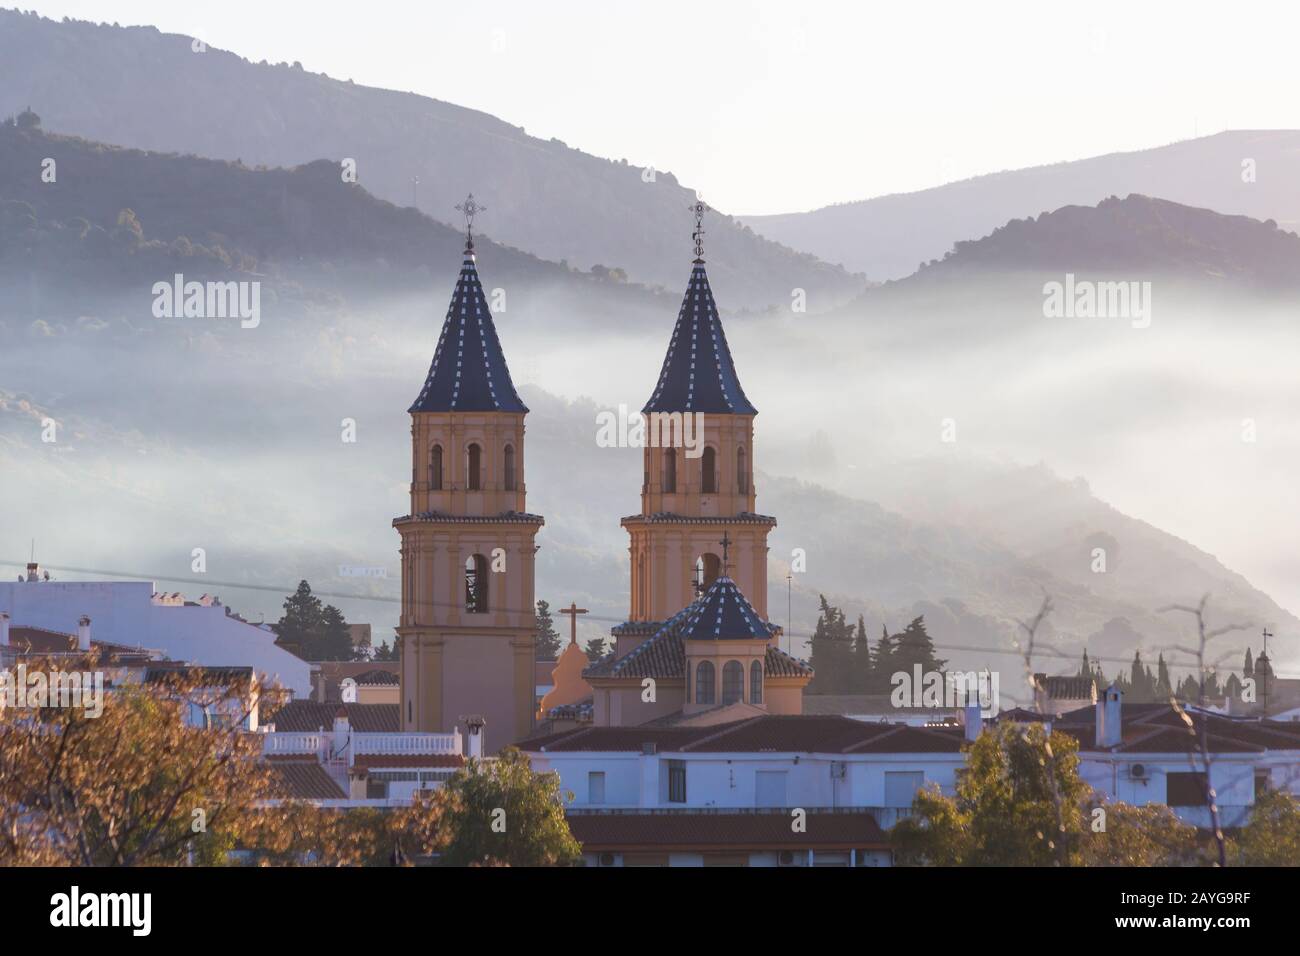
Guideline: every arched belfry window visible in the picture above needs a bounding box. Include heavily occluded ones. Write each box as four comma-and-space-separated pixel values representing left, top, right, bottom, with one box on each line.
467, 443, 482, 491
695, 661, 715, 705
504, 444, 516, 491
722, 660, 744, 704
430, 445, 444, 491
663, 448, 677, 493
737, 447, 748, 494
750, 660, 764, 704
702, 446, 717, 493
695, 554, 721, 593
465, 554, 489, 613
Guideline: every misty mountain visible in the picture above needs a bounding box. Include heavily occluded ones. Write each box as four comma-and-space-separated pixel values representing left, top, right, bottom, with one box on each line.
0, 8, 863, 311
905, 194, 1300, 289
744, 130, 1300, 280
0, 120, 678, 333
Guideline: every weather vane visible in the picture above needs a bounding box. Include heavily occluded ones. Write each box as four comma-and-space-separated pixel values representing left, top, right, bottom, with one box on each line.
689, 196, 710, 261
455, 193, 486, 250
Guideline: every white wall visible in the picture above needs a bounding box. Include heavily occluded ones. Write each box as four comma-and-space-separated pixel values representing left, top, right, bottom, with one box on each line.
528, 749, 963, 811
0, 580, 311, 695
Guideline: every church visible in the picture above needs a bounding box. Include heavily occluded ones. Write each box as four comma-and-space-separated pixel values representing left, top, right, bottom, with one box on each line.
397, 197, 811, 748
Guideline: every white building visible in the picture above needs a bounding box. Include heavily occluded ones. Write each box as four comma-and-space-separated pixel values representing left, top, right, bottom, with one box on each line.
0, 569, 311, 696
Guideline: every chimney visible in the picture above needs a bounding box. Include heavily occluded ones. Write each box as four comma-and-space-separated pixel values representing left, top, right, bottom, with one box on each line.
1095, 683, 1122, 748
25, 562, 39, 583
0, 611, 9, 647
333, 708, 351, 764
465, 715, 486, 760
963, 704, 983, 742
77, 615, 91, 651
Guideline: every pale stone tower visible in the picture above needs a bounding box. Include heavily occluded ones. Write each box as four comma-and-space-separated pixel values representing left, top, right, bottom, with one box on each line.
395, 196, 542, 746
619, 201, 775, 656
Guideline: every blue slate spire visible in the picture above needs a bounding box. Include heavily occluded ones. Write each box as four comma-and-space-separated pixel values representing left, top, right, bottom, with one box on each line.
679, 576, 774, 642
409, 244, 528, 414
642, 262, 757, 416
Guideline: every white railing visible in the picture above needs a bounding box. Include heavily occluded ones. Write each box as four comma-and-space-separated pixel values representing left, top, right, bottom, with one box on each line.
353, 732, 462, 756
263, 732, 326, 756
261, 730, 462, 762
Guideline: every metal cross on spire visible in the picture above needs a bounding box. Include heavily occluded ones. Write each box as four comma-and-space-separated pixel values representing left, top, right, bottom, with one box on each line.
455, 193, 486, 252
1262, 626, 1274, 657
718, 531, 732, 576
689, 196, 710, 262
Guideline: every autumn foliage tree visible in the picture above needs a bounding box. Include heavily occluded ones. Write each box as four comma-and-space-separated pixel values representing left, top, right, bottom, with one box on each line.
0, 662, 273, 866
406, 747, 580, 867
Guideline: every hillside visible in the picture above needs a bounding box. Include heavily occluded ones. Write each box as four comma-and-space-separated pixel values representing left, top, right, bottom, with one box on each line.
744, 130, 1300, 280
0, 8, 863, 310
905, 195, 1300, 289
0, 120, 673, 330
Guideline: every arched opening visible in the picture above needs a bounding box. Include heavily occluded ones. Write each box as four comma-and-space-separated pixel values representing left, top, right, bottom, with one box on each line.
702, 446, 717, 493
722, 660, 744, 704
694, 553, 722, 593
503, 444, 516, 491
430, 444, 444, 491
467, 443, 482, 491
663, 449, 677, 493
737, 447, 748, 494
750, 660, 764, 704
695, 661, 715, 705
465, 554, 489, 613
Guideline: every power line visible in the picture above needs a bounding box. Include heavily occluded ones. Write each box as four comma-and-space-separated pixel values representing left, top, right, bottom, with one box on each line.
0, 559, 1279, 677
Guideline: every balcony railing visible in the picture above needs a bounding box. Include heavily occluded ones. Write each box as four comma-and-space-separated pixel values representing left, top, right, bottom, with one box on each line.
262, 730, 462, 764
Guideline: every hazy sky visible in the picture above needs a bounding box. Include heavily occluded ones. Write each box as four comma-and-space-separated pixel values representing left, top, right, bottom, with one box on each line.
20, 0, 1300, 215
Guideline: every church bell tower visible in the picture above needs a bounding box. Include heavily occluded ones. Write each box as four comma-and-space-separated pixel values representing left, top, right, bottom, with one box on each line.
395, 195, 542, 746
621, 201, 775, 635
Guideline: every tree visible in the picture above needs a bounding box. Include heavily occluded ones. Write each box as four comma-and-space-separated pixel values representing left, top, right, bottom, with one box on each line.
891, 617, 946, 676
1233, 788, 1300, 866
317, 604, 356, 661
0, 663, 271, 865
534, 600, 562, 660
371, 640, 399, 662
1155, 652, 1173, 700
892, 723, 1088, 866
411, 748, 581, 866
274, 581, 356, 661
276, 580, 323, 654
1077, 801, 1200, 866
807, 595, 854, 694
869, 623, 894, 692
583, 637, 608, 663
850, 614, 873, 692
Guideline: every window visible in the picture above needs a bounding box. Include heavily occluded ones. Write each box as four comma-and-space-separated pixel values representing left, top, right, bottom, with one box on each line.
663, 449, 677, 493
1166, 771, 1209, 807
755, 770, 788, 808
702, 446, 717, 493
884, 771, 924, 808
430, 444, 443, 490
750, 660, 763, 704
695, 661, 715, 704
737, 447, 748, 493
668, 760, 687, 803
1255, 768, 1272, 798
366, 777, 388, 799
467, 443, 482, 491
465, 554, 489, 613
503, 444, 516, 491
722, 660, 744, 704
696, 553, 721, 591
588, 771, 606, 805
